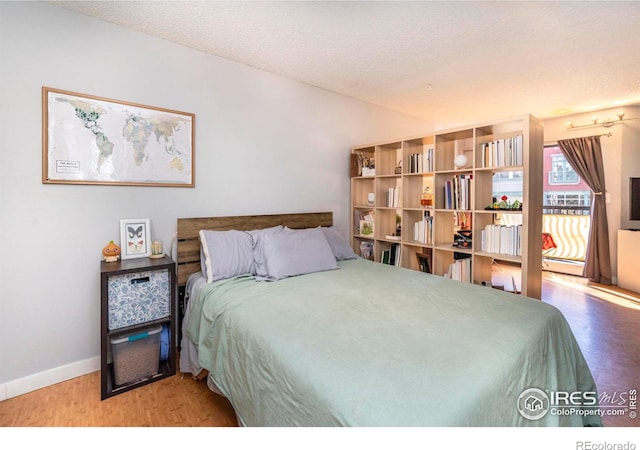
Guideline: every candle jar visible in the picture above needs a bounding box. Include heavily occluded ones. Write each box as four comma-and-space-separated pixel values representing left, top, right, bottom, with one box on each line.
420, 193, 433, 208
150, 239, 164, 258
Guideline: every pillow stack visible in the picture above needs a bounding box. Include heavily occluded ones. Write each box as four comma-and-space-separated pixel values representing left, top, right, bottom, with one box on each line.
199, 225, 357, 283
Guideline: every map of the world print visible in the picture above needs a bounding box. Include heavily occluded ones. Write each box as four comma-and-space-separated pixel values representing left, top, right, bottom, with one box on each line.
43, 87, 194, 187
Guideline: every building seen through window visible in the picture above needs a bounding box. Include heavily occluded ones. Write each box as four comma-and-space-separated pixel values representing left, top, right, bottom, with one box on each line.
549, 154, 580, 184
544, 147, 590, 215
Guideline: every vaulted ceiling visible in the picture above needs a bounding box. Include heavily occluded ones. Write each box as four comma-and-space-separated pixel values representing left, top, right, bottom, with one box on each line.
54, 1, 640, 129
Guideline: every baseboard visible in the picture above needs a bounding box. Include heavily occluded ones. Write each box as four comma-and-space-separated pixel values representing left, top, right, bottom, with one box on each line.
0, 356, 100, 401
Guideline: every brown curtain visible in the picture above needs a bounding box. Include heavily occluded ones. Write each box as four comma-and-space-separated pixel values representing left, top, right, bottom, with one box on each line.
557, 136, 611, 285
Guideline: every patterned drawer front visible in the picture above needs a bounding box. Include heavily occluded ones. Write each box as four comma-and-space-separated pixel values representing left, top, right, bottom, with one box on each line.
108, 269, 170, 330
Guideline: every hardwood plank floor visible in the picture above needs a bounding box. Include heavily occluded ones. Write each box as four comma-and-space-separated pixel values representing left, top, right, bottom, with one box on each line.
0, 271, 637, 427
541, 271, 640, 427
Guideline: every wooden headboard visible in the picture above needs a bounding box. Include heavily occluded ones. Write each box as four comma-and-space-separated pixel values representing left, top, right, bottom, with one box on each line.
176, 211, 333, 286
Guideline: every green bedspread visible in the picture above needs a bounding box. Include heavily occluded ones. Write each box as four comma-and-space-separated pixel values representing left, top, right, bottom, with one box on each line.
186, 258, 601, 426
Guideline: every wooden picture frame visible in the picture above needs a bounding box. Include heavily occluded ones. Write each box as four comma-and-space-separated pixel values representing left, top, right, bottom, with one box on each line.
42, 87, 195, 187
416, 252, 432, 274
120, 218, 151, 260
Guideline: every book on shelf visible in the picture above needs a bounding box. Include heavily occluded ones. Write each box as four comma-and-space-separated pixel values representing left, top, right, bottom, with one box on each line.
443, 175, 472, 210
382, 243, 401, 266
425, 146, 434, 172
480, 223, 522, 256
413, 211, 433, 244
407, 146, 434, 173
480, 135, 523, 168
408, 153, 422, 174
359, 241, 374, 260
386, 187, 400, 207
389, 244, 398, 266
446, 256, 472, 283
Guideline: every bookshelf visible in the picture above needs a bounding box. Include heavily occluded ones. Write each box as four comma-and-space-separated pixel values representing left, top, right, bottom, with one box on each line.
350, 115, 543, 299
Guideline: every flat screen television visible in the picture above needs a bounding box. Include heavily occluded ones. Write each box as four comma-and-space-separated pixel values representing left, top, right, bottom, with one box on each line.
631, 177, 640, 221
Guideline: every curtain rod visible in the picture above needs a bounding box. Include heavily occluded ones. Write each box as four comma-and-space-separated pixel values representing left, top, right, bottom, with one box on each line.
545, 132, 612, 146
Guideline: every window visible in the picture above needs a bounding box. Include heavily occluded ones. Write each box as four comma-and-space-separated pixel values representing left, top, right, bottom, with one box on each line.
492, 171, 523, 203
549, 154, 580, 184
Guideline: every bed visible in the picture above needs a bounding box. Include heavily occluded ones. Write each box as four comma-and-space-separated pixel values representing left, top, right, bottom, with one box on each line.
176, 212, 601, 427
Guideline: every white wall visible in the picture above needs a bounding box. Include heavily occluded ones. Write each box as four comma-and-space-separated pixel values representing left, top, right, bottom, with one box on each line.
0, 2, 429, 396
619, 107, 640, 231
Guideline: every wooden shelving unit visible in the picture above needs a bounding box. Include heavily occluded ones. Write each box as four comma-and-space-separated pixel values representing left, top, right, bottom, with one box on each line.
350, 114, 544, 298
100, 255, 177, 399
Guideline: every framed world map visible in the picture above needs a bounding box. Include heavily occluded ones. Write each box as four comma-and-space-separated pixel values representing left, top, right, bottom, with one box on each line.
42, 87, 195, 187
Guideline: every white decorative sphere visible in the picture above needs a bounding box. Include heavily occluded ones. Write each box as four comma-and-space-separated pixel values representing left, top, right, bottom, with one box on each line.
454, 154, 468, 169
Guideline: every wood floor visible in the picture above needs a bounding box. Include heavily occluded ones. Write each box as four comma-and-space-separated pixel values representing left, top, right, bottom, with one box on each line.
541, 271, 640, 427
0, 370, 238, 427
1, 271, 638, 427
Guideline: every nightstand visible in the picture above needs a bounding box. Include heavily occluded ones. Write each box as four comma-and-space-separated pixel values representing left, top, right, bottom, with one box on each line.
100, 255, 176, 399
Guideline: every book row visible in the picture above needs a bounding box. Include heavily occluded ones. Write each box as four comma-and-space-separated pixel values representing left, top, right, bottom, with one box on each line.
382, 243, 401, 266
407, 146, 434, 173
444, 256, 472, 283
444, 174, 472, 210
386, 186, 400, 207
413, 213, 433, 244
479, 135, 523, 168
481, 224, 522, 256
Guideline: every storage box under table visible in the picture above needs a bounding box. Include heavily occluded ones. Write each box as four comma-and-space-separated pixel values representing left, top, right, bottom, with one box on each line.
111, 325, 162, 386
107, 269, 170, 330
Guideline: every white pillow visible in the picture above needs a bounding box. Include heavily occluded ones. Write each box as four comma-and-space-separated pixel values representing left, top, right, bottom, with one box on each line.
258, 227, 338, 281
199, 229, 256, 283
321, 226, 358, 260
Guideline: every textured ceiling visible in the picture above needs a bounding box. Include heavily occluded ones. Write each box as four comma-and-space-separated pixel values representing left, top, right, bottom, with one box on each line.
53, 1, 640, 129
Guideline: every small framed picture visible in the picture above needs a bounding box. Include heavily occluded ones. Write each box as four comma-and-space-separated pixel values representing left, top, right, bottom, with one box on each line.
359, 220, 374, 236
120, 219, 151, 260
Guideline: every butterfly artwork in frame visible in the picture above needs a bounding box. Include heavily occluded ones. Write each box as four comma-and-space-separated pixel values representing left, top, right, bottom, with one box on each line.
119, 218, 151, 260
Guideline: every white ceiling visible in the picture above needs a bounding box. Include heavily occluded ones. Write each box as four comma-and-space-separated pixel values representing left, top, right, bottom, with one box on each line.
53, 1, 640, 129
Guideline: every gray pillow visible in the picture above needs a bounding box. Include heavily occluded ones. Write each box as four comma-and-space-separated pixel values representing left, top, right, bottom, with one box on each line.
258, 227, 338, 281
321, 226, 358, 260
247, 225, 284, 279
199, 229, 255, 283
